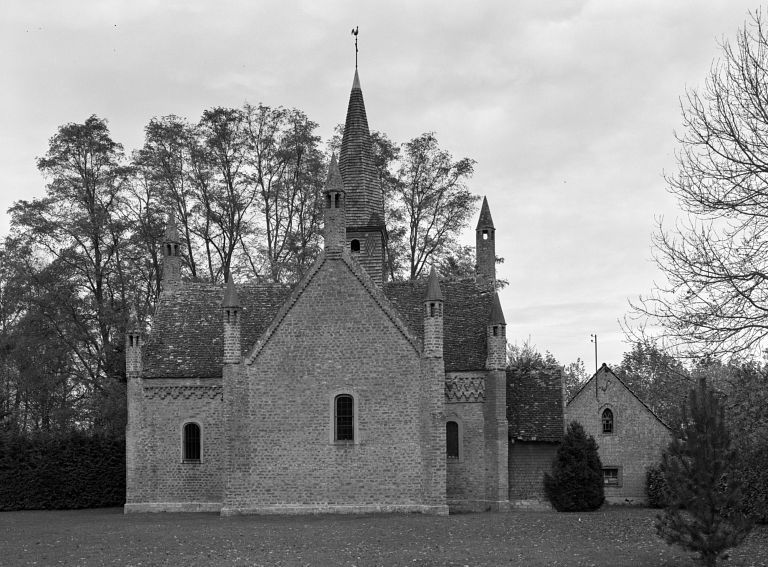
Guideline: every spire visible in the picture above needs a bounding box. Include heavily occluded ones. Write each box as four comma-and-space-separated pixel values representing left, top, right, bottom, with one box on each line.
325, 153, 345, 194
164, 212, 180, 244
488, 292, 506, 325
339, 69, 385, 228
127, 306, 140, 333
476, 196, 494, 230
425, 266, 443, 301
323, 154, 346, 253
222, 276, 240, 308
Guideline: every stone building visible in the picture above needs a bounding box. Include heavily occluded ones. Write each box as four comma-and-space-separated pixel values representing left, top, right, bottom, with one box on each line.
565, 364, 671, 504
124, 67, 561, 515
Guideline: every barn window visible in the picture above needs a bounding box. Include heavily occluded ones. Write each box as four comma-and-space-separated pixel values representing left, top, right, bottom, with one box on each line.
335, 395, 354, 441
446, 421, 459, 459
602, 408, 614, 434
351, 239, 360, 253
183, 422, 201, 462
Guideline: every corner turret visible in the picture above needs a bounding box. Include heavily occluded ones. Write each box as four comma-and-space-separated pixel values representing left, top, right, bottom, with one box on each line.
475, 197, 496, 287
125, 307, 142, 378
485, 292, 506, 370
323, 154, 346, 255
222, 277, 241, 365
423, 266, 444, 359
162, 213, 181, 289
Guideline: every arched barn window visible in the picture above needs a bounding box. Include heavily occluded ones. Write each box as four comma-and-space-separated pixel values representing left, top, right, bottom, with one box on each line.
183, 422, 201, 461
602, 408, 614, 434
446, 421, 459, 459
335, 395, 354, 441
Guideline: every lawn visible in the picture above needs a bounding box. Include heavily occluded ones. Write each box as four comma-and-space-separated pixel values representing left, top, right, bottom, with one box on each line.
0, 506, 766, 566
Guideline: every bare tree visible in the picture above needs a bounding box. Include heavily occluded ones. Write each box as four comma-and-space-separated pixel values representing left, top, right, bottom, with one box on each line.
630, 11, 768, 358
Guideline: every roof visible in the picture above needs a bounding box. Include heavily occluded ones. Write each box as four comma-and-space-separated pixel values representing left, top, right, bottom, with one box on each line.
325, 153, 345, 194
488, 292, 505, 324
476, 196, 494, 230
424, 267, 443, 301
507, 366, 564, 442
222, 277, 240, 308
384, 278, 494, 372
142, 275, 496, 378
142, 283, 291, 378
567, 363, 671, 430
164, 213, 180, 244
338, 69, 385, 228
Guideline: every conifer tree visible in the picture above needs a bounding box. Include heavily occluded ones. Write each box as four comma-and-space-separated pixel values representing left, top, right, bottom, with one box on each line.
656, 378, 752, 567
544, 421, 604, 511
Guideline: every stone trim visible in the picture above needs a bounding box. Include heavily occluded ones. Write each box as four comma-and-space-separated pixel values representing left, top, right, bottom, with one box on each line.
445, 375, 485, 402
124, 502, 222, 513
220, 504, 449, 516
144, 385, 223, 401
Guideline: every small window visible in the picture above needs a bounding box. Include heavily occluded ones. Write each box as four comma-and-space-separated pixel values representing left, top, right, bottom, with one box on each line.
603, 467, 621, 487
335, 193, 340, 208
183, 422, 201, 462
446, 421, 459, 459
602, 408, 614, 434
482, 230, 488, 240
326, 193, 332, 208
335, 395, 354, 441
351, 239, 360, 252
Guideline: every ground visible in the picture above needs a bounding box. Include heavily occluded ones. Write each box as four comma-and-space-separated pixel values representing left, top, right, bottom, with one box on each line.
0, 507, 765, 566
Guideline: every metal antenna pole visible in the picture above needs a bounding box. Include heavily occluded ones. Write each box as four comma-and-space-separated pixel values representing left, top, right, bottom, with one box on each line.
590, 334, 598, 398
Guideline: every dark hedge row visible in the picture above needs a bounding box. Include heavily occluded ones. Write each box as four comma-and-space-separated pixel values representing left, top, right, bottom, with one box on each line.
0, 432, 125, 510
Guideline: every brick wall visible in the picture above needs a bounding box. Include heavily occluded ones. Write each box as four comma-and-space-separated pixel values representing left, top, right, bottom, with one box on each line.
508, 441, 557, 503
445, 400, 486, 509
223, 256, 446, 514
566, 368, 671, 503
125, 379, 225, 512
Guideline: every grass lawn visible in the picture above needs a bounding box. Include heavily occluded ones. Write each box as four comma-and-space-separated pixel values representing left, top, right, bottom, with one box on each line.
0, 506, 765, 566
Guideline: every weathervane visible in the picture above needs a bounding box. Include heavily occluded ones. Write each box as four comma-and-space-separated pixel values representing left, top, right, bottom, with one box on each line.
351, 26, 359, 68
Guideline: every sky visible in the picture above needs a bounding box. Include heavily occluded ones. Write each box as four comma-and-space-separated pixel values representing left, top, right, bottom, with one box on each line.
0, 0, 760, 370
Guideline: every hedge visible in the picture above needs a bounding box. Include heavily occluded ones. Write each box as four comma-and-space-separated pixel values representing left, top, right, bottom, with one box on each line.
0, 431, 125, 510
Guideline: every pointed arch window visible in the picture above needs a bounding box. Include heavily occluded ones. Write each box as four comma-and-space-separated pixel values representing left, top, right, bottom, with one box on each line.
335, 394, 354, 441
602, 408, 614, 434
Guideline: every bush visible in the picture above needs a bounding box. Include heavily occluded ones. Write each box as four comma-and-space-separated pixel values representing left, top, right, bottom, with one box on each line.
0, 431, 125, 510
734, 445, 768, 524
646, 462, 672, 508
544, 421, 604, 512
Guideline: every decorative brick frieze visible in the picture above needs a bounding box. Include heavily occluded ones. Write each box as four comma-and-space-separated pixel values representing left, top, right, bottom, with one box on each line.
445, 375, 486, 402
144, 385, 223, 401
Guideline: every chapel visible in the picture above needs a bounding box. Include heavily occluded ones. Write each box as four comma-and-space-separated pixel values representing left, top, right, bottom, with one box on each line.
124, 67, 560, 515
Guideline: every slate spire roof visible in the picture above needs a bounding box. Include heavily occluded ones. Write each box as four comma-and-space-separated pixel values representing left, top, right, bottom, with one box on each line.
222, 277, 240, 308
488, 292, 506, 325
325, 153, 345, 194
476, 196, 494, 230
339, 69, 385, 228
424, 266, 443, 301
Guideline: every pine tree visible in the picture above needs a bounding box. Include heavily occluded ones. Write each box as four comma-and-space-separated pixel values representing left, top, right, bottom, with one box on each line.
544, 421, 604, 512
656, 378, 753, 567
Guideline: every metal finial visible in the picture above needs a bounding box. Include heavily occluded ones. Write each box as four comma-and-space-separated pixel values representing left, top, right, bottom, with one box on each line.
351, 26, 359, 68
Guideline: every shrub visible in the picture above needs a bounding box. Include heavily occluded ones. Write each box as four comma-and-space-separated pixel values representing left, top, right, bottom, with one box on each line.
646, 462, 672, 508
544, 421, 604, 512
734, 445, 768, 524
656, 378, 753, 567
0, 430, 125, 511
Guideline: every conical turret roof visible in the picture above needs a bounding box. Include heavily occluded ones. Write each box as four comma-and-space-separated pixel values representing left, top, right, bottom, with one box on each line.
325, 153, 345, 193
222, 276, 240, 308
339, 69, 385, 227
476, 196, 495, 230
488, 292, 505, 325
164, 212, 180, 243
424, 266, 443, 301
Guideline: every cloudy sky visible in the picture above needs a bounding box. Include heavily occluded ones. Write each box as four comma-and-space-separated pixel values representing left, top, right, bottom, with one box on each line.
1, 0, 759, 369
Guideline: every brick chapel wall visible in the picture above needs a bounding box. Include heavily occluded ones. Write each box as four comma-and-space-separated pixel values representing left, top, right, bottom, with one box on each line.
445, 400, 486, 508
126, 379, 225, 511
225, 258, 444, 513
566, 371, 671, 503
508, 441, 558, 503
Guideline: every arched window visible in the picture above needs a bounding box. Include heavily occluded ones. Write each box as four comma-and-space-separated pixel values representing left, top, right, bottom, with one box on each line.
350, 239, 360, 253
183, 422, 201, 461
335, 395, 354, 441
446, 421, 459, 459
602, 408, 614, 434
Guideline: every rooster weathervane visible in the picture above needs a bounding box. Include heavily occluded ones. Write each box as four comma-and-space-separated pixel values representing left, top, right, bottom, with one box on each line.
351, 26, 359, 68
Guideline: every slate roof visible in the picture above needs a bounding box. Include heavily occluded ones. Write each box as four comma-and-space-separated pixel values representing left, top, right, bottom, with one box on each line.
383, 278, 494, 372
476, 196, 494, 230
507, 367, 564, 443
141, 276, 495, 378
338, 69, 385, 228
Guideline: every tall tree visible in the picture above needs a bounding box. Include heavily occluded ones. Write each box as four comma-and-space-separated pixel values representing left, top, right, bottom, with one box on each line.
630, 12, 768, 358
657, 378, 753, 566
